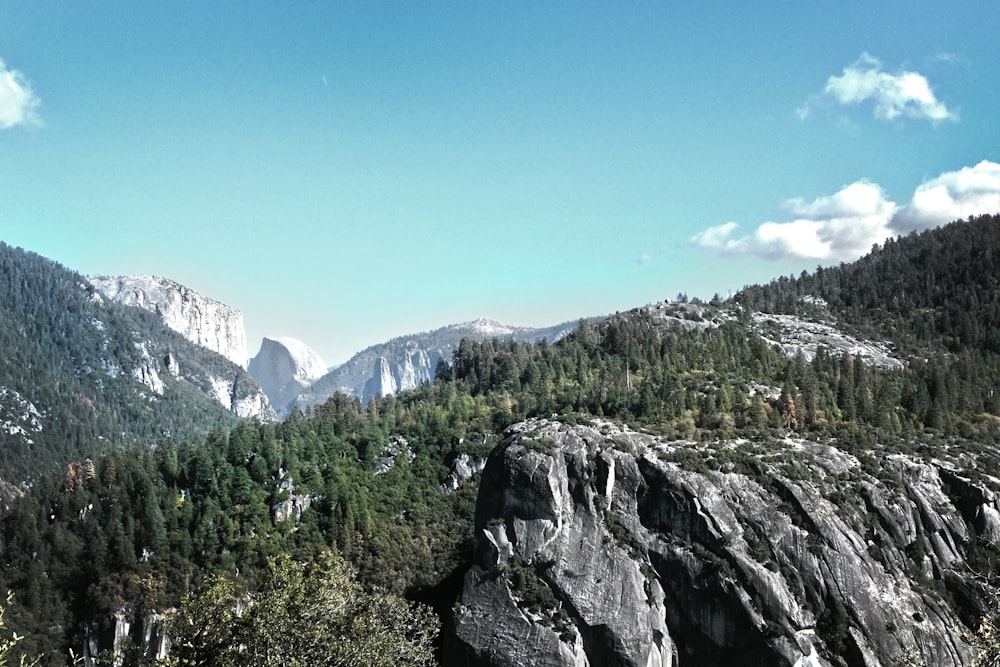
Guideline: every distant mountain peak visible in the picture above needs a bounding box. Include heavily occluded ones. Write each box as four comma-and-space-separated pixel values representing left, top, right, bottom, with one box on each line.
248, 337, 328, 415
455, 318, 515, 336
292, 317, 579, 415
266, 337, 328, 378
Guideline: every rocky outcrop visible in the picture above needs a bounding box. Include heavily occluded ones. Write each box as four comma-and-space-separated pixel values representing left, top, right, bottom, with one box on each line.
361, 347, 433, 401
636, 300, 904, 370
441, 453, 487, 493
206, 373, 276, 421
272, 471, 313, 524
90, 275, 249, 369
89, 275, 276, 421
131, 341, 166, 395
751, 312, 903, 370
248, 337, 327, 417
447, 419, 994, 666
295, 318, 580, 410
0, 386, 44, 445
81, 610, 170, 667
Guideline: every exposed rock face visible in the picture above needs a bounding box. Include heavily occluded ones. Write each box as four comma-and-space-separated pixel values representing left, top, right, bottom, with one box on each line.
90, 275, 249, 369
82, 611, 169, 667
295, 318, 580, 410
636, 300, 904, 370
131, 341, 165, 395
751, 312, 903, 370
90, 275, 276, 421
361, 346, 433, 401
248, 337, 327, 417
441, 453, 487, 493
207, 374, 276, 421
447, 419, 991, 666
0, 386, 43, 445
272, 471, 313, 524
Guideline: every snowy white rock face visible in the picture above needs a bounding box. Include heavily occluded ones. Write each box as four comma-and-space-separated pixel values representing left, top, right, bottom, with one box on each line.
248, 337, 327, 417
89, 275, 249, 369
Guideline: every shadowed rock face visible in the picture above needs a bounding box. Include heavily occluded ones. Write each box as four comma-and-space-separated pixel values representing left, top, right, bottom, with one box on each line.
447, 419, 994, 666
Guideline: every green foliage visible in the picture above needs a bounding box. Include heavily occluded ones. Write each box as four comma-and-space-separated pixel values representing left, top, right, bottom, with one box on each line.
505, 555, 573, 641
4, 215, 1000, 661
0, 592, 40, 667
0, 242, 248, 483
162, 550, 438, 667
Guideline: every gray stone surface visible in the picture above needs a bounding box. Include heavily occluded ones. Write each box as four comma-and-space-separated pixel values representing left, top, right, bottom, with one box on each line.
447, 418, 994, 666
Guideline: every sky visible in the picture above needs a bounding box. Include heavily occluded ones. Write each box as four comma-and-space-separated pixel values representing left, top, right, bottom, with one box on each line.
2, 2, 999, 365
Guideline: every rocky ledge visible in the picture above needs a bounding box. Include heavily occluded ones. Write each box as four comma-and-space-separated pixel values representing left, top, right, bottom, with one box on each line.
446, 418, 997, 666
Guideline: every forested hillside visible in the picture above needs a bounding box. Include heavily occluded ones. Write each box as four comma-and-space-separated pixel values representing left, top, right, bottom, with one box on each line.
0, 243, 267, 484
735, 213, 1000, 353
0, 216, 999, 665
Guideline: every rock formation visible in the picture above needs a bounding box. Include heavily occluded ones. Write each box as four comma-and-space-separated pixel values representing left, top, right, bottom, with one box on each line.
447, 418, 993, 666
90, 275, 249, 369
248, 337, 327, 417
90, 275, 276, 421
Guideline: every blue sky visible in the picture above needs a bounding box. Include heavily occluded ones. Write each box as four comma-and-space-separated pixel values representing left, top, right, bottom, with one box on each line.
2, 2, 999, 365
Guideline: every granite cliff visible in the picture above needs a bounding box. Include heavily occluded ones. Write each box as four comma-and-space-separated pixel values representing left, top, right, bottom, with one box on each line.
447, 418, 996, 666
248, 336, 327, 415
89, 275, 275, 421
89, 275, 249, 369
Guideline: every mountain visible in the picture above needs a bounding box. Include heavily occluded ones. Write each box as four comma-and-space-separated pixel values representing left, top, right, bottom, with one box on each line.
733, 213, 1000, 355
3, 216, 1000, 665
89, 275, 250, 368
88, 274, 275, 422
248, 336, 328, 413
0, 243, 274, 482
291, 317, 580, 415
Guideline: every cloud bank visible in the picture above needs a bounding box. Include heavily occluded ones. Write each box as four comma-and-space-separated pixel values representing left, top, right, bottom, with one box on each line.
799, 53, 956, 123
0, 58, 41, 129
691, 161, 1000, 262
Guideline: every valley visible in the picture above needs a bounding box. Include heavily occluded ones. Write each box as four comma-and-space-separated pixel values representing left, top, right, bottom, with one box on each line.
1, 215, 1000, 665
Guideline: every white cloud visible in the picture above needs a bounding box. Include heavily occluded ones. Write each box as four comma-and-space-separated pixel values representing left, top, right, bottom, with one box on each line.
0, 58, 41, 129
807, 53, 956, 123
692, 162, 1000, 263
891, 161, 1000, 232
691, 181, 896, 262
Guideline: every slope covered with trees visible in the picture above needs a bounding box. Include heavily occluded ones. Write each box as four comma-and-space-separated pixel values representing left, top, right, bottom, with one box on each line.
0, 243, 266, 484
735, 213, 1000, 353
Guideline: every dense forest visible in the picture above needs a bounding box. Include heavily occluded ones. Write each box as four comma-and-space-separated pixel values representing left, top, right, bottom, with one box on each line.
1, 215, 1000, 664
0, 243, 265, 484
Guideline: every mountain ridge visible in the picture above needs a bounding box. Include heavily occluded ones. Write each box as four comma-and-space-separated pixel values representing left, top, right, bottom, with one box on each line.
290, 317, 582, 416
89, 274, 250, 369
2, 215, 1000, 664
